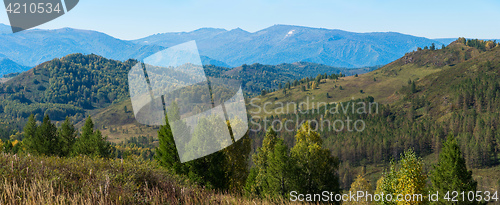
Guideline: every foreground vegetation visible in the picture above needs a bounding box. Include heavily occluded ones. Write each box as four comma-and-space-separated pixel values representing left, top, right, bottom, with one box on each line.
0, 153, 299, 204
0, 117, 487, 204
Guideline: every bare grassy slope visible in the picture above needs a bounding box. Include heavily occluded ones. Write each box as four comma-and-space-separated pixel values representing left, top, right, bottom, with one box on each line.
75, 100, 159, 144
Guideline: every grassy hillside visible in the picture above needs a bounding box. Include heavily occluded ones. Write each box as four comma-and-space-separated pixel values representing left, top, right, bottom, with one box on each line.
0, 153, 296, 205
205, 62, 377, 97
409, 43, 500, 119
79, 99, 160, 144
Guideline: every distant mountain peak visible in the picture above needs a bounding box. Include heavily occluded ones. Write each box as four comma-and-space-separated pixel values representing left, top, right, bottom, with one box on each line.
229, 27, 249, 33
188, 27, 227, 34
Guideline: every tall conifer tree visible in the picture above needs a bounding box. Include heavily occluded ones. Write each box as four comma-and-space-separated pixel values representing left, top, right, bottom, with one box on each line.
431, 135, 478, 205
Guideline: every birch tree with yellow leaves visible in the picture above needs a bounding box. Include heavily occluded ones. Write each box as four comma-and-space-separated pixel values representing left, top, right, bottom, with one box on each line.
376, 149, 427, 205
347, 175, 373, 205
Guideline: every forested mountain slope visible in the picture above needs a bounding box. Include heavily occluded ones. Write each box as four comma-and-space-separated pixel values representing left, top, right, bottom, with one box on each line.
247, 39, 500, 191
0, 54, 356, 141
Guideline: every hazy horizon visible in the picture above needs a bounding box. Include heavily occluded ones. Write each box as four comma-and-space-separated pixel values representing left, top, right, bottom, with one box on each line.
0, 22, 492, 42
0, 0, 498, 40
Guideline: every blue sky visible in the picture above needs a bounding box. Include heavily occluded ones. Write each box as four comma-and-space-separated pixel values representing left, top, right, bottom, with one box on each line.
1, 0, 499, 40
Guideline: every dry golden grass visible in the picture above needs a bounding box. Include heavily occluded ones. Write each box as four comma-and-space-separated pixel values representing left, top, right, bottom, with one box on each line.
248, 63, 443, 118
74, 99, 159, 144
0, 153, 308, 205
0, 179, 300, 205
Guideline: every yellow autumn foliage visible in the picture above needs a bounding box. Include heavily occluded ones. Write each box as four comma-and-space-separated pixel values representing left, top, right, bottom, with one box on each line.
486, 41, 496, 50
374, 150, 427, 205
346, 175, 373, 205
312, 82, 318, 89
11, 140, 20, 146
392, 150, 427, 205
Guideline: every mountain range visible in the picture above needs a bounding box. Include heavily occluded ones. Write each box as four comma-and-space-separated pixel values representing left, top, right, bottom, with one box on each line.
134, 25, 447, 68
0, 23, 465, 77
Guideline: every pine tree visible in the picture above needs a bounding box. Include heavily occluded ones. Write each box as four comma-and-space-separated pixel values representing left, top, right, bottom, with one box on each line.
246, 128, 279, 197
430, 135, 478, 205
155, 101, 182, 169
72, 116, 112, 158
23, 114, 38, 153
266, 138, 292, 198
155, 115, 183, 173
73, 116, 95, 156
155, 102, 242, 191
245, 167, 260, 196
411, 81, 417, 93
94, 129, 112, 158
58, 117, 76, 157
34, 115, 59, 156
